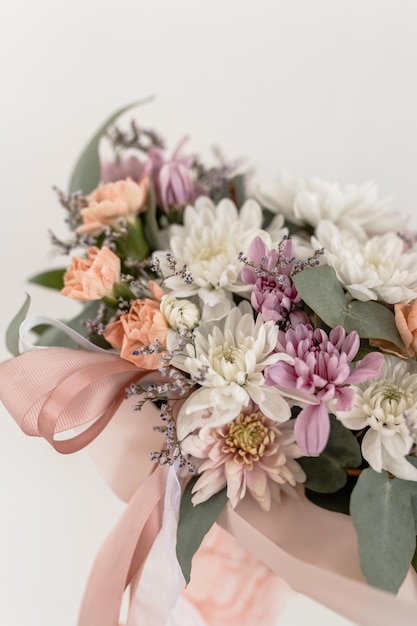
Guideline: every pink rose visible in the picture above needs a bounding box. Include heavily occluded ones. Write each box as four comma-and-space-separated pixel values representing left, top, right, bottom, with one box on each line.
76, 177, 149, 235
104, 282, 168, 370
61, 246, 121, 300
395, 300, 417, 356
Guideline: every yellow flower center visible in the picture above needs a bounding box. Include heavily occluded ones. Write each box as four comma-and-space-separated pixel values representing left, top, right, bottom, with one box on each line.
223, 412, 273, 467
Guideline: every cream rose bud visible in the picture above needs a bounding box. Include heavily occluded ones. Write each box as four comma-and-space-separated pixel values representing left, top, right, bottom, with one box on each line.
160, 295, 200, 330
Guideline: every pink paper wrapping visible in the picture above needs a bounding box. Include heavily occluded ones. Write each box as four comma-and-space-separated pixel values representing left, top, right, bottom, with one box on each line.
1, 346, 417, 625
90, 396, 417, 626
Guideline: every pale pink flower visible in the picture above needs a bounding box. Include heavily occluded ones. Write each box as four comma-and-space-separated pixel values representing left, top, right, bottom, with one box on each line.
241, 236, 309, 327
100, 155, 147, 183
265, 324, 384, 456
395, 300, 417, 357
148, 137, 203, 212
61, 246, 121, 300
181, 404, 305, 511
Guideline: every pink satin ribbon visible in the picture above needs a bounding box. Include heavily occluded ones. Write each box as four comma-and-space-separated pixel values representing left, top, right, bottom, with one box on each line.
0, 347, 144, 453
0, 347, 171, 625
78, 464, 168, 626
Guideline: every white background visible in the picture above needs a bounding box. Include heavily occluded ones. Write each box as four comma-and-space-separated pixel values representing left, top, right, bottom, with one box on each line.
1, 1, 417, 624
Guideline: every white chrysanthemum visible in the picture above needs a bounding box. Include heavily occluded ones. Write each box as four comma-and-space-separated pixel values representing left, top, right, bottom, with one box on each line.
312, 221, 417, 303
172, 304, 297, 441
160, 295, 200, 330
256, 170, 407, 236
155, 197, 269, 321
336, 355, 417, 481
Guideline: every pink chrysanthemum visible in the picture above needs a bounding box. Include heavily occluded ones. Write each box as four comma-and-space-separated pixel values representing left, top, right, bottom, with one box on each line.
148, 137, 203, 212
264, 324, 384, 456
181, 404, 306, 511
241, 236, 309, 327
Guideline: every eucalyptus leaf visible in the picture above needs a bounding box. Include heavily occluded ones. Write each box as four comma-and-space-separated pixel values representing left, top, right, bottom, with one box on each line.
305, 477, 356, 515
29, 268, 66, 290
298, 415, 361, 493
176, 478, 228, 584
350, 468, 416, 593
293, 266, 403, 349
298, 455, 347, 493
5, 294, 31, 356
143, 179, 160, 251
324, 415, 362, 468
407, 456, 417, 529
293, 266, 348, 328
68, 96, 154, 195
412, 539, 417, 573
123, 219, 149, 260
229, 173, 246, 207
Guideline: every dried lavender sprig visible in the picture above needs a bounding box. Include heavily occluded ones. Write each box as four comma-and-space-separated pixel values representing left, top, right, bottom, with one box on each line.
150, 402, 195, 473
106, 120, 165, 153
81, 302, 109, 335
48, 230, 82, 255
292, 248, 325, 274
53, 186, 88, 229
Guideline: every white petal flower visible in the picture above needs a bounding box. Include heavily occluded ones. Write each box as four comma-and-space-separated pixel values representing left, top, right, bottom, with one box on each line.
155, 197, 268, 321
312, 221, 417, 303
256, 170, 407, 236
160, 294, 200, 330
336, 355, 417, 481
172, 304, 295, 440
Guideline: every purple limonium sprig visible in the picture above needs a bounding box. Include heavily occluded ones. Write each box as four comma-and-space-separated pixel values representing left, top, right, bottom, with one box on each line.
241, 236, 310, 328
148, 137, 204, 212
264, 324, 384, 456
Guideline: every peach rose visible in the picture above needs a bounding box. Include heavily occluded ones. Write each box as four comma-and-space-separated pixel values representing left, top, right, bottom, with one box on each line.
104, 282, 169, 370
395, 300, 417, 357
61, 246, 121, 300
77, 177, 149, 235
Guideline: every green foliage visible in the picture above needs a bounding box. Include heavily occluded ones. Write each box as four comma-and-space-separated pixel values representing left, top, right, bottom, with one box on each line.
293, 266, 403, 349
176, 478, 228, 584
68, 96, 154, 195
211, 173, 246, 207
350, 467, 417, 593
298, 415, 361, 493
123, 218, 149, 261
305, 476, 357, 515
29, 268, 66, 290
143, 178, 160, 252
5, 294, 31, 356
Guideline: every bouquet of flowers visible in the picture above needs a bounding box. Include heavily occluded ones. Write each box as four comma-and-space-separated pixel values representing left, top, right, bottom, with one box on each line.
2, 99, 417, 625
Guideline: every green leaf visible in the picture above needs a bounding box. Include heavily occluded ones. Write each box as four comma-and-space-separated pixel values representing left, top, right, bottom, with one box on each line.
299, 455, 347, 493
305, 476, 357, 515
324, 415, 362, 468
176, 478, 228, 584
350, 468, 416, 593
143, 179, 160, 252
298, 415, 361, 493
68, 96, 154, 195
5, 294, 31, 356
123, 218, 149, 260
293, 266, 403, 349
412, 538, 417, 573
293, 266, 350, 327
229, 174, 246, 208
29, 268, 66, 290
